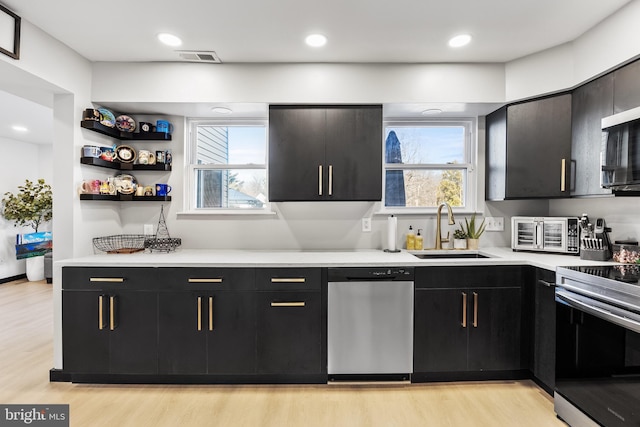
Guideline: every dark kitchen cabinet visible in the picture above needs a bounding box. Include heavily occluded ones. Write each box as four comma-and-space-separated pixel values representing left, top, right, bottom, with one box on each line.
531, 268, 556, 395
255, 268, 325, 376
268, 105, 382, 201
571, 73, 613, 196
613, 59, 640, 114
414, 266, 523, 379
486, 93, 572, 200
157, 268, 256, 375
62, 268, 158, 375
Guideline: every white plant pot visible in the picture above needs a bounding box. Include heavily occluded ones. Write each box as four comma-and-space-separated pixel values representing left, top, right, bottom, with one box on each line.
26, 256, 45, 281
453, 239, 467, 250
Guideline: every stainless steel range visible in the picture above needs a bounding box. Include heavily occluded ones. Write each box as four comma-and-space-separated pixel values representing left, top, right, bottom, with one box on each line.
555, 265, 640, 427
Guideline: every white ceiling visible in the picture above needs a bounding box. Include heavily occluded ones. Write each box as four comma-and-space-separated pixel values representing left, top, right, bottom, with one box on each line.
2, 0, 633, 63
0, 0, 633, 145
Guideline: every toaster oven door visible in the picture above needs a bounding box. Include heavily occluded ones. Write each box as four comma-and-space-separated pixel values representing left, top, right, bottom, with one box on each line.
512, 219, 541, 250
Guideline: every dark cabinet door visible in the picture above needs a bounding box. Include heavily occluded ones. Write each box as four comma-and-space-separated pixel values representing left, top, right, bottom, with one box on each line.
532, 270, 556, 394
467, 287, 522, 371
158, 291, 256, 375
256, 291, 323, 374
571, 74, 613, 196
207, 291, 256, 374
63, 290, 157, 375
325, 106, 382, 201
613, 59, 640, 114
269, 106, 326, 201
414, 289, 468, 372
268, 105, 382, 202
62, 290, 110, 374
505, 94, 572, 198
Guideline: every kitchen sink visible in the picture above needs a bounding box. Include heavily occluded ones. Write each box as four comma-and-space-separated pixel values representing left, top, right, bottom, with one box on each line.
412, 253, 490, 259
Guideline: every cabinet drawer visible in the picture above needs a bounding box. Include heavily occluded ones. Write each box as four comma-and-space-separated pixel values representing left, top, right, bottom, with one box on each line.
158, 267, 255, 291
62, 267, 157, 290
255, 268, 322, 290
415, 266, 523, 289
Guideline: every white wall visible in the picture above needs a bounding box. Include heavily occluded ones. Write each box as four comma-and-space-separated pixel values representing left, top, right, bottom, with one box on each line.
0, 138, 52, 279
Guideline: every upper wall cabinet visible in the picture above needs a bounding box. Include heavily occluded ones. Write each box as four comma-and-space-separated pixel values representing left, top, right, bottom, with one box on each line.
613, 59, 640, 114
268, 105, 382, 202
486, 93, 572, 200
571, 73, 613, 197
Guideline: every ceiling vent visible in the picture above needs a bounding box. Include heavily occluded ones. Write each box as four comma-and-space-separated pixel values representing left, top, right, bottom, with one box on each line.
176, 50, 222, 63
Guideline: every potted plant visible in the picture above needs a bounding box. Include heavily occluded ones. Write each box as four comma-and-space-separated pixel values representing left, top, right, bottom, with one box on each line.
453, 228, 467, 249
2, 179, 53, 281
460, 213, 486, 250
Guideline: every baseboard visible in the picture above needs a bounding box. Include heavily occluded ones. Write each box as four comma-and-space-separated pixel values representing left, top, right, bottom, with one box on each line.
0, 274, 27, 284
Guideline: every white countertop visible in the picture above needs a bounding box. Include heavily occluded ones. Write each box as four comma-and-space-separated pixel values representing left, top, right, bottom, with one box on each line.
55, 247, 619, 271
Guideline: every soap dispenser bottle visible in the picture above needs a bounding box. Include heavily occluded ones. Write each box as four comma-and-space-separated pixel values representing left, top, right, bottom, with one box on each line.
415, 229, 424, 250
406, 225, 415, 250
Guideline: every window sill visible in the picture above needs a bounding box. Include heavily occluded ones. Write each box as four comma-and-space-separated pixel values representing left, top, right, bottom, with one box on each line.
177, 209, 277, 217
374, 208, 480, 216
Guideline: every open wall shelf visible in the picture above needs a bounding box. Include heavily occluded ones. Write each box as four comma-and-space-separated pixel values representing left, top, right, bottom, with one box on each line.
80, 157, 172, 171
81, 120, 172, 141
79, 194, 172, 202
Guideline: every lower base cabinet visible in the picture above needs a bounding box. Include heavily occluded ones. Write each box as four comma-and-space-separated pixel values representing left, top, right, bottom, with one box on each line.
413, 266, 524, 380
61, 266, 325, 383
532, 268, 556, 394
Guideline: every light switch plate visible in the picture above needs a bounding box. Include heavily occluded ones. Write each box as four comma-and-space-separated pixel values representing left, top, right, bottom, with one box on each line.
362, 218, 372, 232
484, 217, 504, 232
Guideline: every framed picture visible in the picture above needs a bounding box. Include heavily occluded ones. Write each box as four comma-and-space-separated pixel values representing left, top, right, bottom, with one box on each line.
0, 4, 20, 59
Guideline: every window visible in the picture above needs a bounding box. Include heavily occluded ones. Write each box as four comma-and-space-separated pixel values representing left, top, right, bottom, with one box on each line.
383, 119, 476, 211
186, 120, 268, 211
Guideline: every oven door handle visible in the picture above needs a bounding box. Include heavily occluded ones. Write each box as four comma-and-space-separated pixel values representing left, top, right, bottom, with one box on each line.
556, 290, 640, 334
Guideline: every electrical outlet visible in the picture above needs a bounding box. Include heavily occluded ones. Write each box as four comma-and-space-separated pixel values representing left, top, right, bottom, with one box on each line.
484, 217, 504, 232
143, 224, 154, 235
362, 218, 372, 232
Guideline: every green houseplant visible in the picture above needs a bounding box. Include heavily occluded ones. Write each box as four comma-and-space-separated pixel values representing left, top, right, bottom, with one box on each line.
460, 213, 486, 250
453, 228, 467, 249
2, 179, 52, 232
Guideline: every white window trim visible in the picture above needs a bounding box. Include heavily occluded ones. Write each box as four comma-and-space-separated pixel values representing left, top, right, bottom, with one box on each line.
180, 118, 274, 216
377, 117, 478, 216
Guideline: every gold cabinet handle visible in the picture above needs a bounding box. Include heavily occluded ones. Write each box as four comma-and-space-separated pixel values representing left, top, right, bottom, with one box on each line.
90, 278, 124, 283
561, 158, 566, 192
271, 278, 306, 283
98, 295, 104, 330
328, 164, 333, 196
461, 292, 467, 328
208, 296, 214, 331
197, 296, 202, 331
318, 165, 323, 196
109, 296, 115, 331
473, 292, 478, 328
188, 278, 223, 283
271, 302, 306, 307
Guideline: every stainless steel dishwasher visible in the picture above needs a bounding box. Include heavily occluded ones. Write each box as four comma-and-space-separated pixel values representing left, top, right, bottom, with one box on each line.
327, 267, 414, 381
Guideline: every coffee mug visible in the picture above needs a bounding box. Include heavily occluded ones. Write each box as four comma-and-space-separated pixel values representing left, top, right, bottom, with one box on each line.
139, 122, 154, 133
80, 179, 101, 194
135, 186, 145, 196
144, 185, 154, 196
99, 147, 116, 162
83, 108, 101, 122
156, 184, 172, 196
156, 120, 173, 134
155, 150, 166, 164
137, 150, 155, 165
83, 145, 102, 158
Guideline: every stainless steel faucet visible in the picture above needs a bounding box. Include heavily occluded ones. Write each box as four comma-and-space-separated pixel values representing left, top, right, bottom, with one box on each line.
435, 202, 455, 250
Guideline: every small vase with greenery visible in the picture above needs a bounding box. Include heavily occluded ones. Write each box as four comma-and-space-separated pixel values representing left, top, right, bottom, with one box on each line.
461, 213, 486, 250
453, 228, 467, 249
2, 179, 53, 233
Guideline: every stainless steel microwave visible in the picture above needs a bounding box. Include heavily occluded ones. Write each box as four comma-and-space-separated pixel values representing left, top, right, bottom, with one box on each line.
511, 216, 580, 254
601, 106, 640, 191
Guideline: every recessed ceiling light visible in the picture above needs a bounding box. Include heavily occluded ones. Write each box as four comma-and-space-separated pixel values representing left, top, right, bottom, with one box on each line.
305, 34, 327, 47
211, 107, 233, 114
421, 109, 443, 115
157, 33, 183, 47
12, 125, 28, 132
448, 34, 472, 48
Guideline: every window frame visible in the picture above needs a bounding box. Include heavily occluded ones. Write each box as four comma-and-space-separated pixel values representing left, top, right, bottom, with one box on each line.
183, 118, 272, 215
380, 118, 477, 214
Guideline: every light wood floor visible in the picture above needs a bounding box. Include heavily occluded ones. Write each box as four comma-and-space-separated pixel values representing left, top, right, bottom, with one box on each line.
0, 279, 566, 427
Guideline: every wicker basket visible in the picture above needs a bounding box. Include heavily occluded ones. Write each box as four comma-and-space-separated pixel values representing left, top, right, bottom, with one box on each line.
93, 234, 147, 254
144, 237, 181, 253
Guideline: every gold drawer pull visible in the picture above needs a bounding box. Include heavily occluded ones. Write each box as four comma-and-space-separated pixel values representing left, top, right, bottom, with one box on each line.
461, 292, 467, 328
90, 278, 124, 283
98, 295, 104, 330
109, 296, 116, 331
271, 302, 306, 307
209, 296, 214, 331
473, 292, 478, 328
270, 278, 306, 283
197, 296, 202, 331
188, 278, 223, 283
